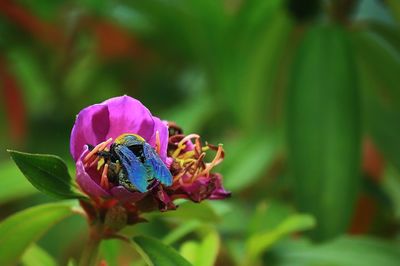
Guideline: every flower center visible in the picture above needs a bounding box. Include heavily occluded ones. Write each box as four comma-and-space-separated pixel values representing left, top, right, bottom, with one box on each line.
169, 134, 224, 186
82, 132, 162, 191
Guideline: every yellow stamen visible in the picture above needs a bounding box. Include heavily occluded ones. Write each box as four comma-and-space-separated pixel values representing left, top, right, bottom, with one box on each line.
198, 144, 224, 177
96, 158, 105, 170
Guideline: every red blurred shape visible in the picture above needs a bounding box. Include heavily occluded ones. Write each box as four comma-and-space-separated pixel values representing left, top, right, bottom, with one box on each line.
0, 0, 64, 48
90, 20, 148, 60
0, 58, 27, 145
363, 137, 385, 182
349, 194, 377, 235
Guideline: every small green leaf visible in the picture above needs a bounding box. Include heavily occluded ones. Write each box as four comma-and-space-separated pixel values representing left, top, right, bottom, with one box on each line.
179, 232, 220, 266
194, 231, 220, 266
133, 236, 192, 266
163, 220, 202, 245
22, 244, 56, 266
246, 214, 315, 260
7, 150, 86, 199
0, 201, 78, 265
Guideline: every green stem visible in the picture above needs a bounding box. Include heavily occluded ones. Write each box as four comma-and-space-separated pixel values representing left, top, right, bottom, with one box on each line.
78, 224, 103, 266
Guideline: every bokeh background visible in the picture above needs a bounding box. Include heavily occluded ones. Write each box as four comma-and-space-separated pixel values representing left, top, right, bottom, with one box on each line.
1, 0, 400, 265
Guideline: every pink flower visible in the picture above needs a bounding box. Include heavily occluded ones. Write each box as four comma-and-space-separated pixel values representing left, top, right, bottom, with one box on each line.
70, 96, 168, 202
70, 96, 230, 221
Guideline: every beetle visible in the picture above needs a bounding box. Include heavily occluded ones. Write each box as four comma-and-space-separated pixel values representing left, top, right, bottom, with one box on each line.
89, 134, 172, 193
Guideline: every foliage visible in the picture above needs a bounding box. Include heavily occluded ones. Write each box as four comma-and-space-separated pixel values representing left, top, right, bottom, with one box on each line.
1, 0, 400, 265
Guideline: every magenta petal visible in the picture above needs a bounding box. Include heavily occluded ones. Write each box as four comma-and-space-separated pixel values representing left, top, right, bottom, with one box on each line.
148, 118, 169, 162
209, 174, 231, 200
76, 148, 110, 198
104, 96, 155, 142
70, 104, 110, 161
70, 96, 157, 162
110, 186, 147, 203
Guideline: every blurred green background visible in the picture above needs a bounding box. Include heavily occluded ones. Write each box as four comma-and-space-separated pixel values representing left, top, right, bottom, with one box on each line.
1, 0, 400, 265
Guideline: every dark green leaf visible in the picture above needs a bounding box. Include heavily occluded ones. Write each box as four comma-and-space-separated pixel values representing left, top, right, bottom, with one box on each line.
353, 28, 400, 171
0, 201, 77, 265
8, 150, 86, 199
287, 24, 361, 240
133, 235, 192, 266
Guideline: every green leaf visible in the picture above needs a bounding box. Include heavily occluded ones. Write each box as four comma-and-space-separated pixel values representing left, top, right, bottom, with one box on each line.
8, 150, 86, 199
287, 24, 361, 240
133, 235, 192, 266
179, 231, 220, 266
353, 28, 400, 171
381, 165, 400, 220
275, 236, 400, 266
22, 244, 57, 266
99, 239, 121, 266
387, 0, 400, 22
223, 131, 282, 192
163, 220, 202, 245
353, 29, 400, 106
246, 214, 315, 261
0, 160, 38, 203
0, 201, 78, 265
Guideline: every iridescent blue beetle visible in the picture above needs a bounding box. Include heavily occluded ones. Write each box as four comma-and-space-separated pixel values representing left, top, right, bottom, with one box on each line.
94, 134, 172, 192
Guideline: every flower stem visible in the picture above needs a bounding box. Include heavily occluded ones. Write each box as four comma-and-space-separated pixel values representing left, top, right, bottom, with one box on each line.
78, 224, 103, 266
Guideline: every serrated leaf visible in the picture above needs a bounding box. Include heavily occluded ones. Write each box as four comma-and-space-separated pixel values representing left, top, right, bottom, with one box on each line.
0, 201, 77, 265
8, 150, 86, 199
287, 24, 361, 240
133, 235, 192, 266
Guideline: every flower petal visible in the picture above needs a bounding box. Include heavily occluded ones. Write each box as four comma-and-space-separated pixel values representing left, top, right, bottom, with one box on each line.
110, 186, 147, 203
104, 96, 155, 143
70, 104, 110, 161
70, 96, 156, 161
76, 147, 110, 198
